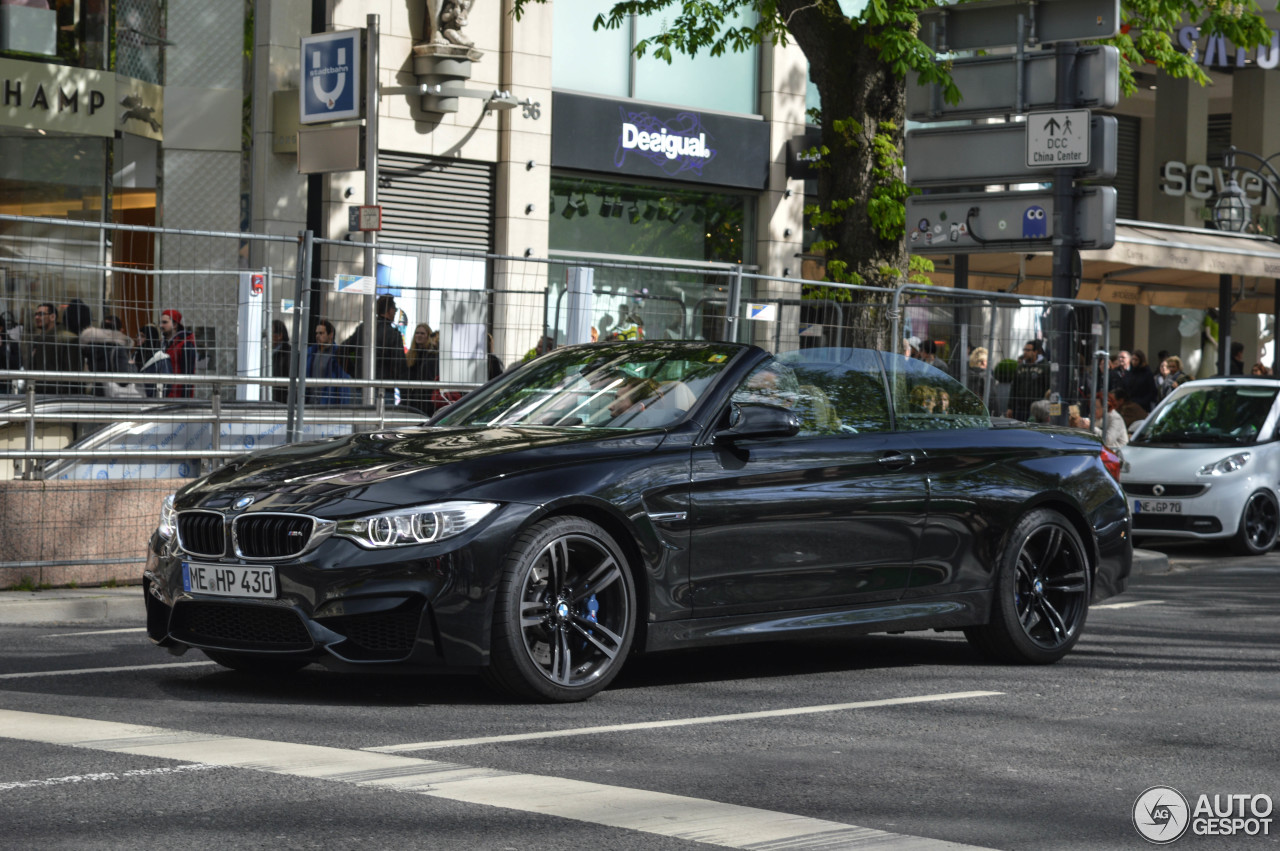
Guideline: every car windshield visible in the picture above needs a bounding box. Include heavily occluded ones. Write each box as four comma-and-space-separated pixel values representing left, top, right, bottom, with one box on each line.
432, 341, 747, 429
1132, 384, 1277, 445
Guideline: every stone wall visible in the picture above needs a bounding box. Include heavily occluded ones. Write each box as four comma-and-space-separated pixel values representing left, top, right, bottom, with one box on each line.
0, 479, 180, 589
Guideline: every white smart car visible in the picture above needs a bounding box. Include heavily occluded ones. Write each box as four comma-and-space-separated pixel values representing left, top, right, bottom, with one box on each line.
1121, 377, 1280, 554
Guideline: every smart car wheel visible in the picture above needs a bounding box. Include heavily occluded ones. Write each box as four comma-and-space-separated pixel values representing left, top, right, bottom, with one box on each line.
484, 516, 636, 702
1233, 490, 1279, 555
202, 649, 309, 676
965, 509, 1090, 665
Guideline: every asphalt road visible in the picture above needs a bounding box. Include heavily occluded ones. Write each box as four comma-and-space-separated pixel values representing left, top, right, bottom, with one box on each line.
1, 548, 1277, 850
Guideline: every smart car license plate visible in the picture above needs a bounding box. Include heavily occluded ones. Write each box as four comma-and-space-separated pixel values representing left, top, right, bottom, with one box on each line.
1134, 499, 1182, 515
182, 562, 276, 599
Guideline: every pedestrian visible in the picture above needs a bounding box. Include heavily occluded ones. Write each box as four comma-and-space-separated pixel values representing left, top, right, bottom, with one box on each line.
133, 324, 171, 397
1157, 355, 1189, 398
24, 302, 83, 394
1070, 392, 1128, 451
341, 294, 406, 403
487, 333, 505, 380
919, 339, 949, 374
1251, 361, 1273, 377
403, 323, 439, 414
159, 309, 196, 398
1230, 341, 1246, 375
1127, 349, 1159, 412
1005, 339, 1049, 421
1110, 350, 1131, 396
307, 319, 351, 405
77, 304, 138, 397
271, 319, 291, 404
1112, 386, 1148, 428
965, 347, 988, 400
0, 312, 20, 394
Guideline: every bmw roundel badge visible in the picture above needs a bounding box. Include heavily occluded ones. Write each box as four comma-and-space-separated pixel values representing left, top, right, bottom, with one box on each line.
233, 496, 256, 510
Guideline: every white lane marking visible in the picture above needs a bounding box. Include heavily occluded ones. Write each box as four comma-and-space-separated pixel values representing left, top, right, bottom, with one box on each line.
1093, 600, 1164, 610
367, 691, 1004, 753
0, 709, 995, 850
0, 763, 220, 791
0, 661, 216, 680
41, 627, 148, 638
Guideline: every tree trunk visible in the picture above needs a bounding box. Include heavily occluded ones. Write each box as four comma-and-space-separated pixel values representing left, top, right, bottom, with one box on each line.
782, 4, 908, 348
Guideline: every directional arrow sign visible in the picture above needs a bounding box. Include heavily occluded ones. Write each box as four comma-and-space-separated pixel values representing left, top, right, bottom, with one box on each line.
907, 46, 1120, 122
905, 115, 1116, 187
917, 0, 1120, 52
906, 187, 1116, 254
1026, 109, 1091, 167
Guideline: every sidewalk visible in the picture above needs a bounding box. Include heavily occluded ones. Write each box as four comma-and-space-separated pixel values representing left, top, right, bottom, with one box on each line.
0, 586, 144, 627
0, 549, 1172, 627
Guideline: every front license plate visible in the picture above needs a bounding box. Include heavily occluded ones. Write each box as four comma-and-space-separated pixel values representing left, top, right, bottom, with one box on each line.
182, 562, 277, 599
1134, 499, 1182, 515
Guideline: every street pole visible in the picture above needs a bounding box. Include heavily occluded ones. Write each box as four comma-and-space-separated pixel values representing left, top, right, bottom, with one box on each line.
362, 13, 380, 406
1050, 41, 1078, 424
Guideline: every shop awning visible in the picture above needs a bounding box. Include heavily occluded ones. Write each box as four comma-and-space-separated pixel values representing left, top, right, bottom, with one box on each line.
924, 220, 1280, 314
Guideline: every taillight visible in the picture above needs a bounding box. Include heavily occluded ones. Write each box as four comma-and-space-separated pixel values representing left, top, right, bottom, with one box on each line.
1100, 447, 1122, 483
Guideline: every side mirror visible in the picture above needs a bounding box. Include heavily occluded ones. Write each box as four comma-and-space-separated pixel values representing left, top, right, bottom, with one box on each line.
715, 402, 801, 441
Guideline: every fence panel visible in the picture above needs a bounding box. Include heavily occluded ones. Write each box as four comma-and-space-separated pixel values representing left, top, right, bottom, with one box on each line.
893, 285, 1110, 422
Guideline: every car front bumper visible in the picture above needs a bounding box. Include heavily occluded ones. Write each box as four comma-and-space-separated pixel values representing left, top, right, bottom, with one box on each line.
143, 503, 536, 671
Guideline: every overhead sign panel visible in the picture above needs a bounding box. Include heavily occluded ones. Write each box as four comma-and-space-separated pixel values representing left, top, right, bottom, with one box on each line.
917, 0, 1120, 52
906, 46, 1120, 121
905, 115, 1117, 187
300, 29, 362, 124
906, 187, 1116, 254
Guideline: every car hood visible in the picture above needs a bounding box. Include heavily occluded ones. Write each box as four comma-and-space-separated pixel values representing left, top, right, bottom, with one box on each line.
1121, 443, 1249, 482
179, 426, 665, 515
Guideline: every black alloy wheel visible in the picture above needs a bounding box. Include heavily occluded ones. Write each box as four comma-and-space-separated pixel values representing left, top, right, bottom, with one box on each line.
202, 649, 310, 676
965, 509, 1090, 664
484, 516, 636, 702
1233, 490, 1280, 555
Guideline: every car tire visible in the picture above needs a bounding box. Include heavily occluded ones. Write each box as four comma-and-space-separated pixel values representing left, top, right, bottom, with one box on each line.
964, 509, 1091, 665
483, 516, 636, 702
1232, 490, 1279, 556
203, 649, 309, 676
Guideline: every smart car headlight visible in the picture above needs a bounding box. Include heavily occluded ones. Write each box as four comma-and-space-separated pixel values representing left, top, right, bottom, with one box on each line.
335, 501, 499, 549
158, 494, 177, 539
1198, 452, 1251, 476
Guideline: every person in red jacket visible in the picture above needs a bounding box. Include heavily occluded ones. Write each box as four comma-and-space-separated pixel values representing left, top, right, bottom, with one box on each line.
159, 308, 196, 398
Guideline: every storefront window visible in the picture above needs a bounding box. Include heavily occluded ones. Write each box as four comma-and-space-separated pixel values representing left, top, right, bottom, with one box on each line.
547, 174, 755, 343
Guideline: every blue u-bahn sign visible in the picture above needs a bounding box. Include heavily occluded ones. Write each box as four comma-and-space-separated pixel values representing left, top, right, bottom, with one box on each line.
300, 29, 362, 124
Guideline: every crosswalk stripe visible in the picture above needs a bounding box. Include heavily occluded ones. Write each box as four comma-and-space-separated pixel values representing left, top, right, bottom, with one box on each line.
0, 709, 994, 850
366, 691, 1004, 753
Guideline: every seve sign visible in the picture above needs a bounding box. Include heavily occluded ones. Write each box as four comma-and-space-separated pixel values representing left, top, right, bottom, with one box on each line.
1026, 110, 1091, 167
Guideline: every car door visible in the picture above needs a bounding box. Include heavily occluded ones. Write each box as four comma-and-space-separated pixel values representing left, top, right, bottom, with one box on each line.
880, 352, 1015, 599
687, 350, 929, 617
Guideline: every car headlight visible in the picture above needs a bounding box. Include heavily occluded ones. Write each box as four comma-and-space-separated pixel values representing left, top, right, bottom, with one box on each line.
1198, 452, 1251, 476
335, 501, 498, 549
158, 494, 177, 539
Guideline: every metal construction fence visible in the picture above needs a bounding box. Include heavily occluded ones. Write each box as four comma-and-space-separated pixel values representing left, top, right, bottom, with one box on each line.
0, 214, 1114, 578
0, 213, 1115, 481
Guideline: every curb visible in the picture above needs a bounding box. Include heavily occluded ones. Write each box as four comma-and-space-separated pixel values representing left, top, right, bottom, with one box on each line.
0, 588, 144, 627
1130, 548, 1170, 576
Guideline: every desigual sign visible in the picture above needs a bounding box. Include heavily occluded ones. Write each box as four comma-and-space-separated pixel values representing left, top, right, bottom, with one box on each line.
0, 57, 114, 137
551, 92, 770, 189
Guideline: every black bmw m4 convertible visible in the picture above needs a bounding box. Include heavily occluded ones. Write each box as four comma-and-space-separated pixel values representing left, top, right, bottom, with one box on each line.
144, 341, 1131, 701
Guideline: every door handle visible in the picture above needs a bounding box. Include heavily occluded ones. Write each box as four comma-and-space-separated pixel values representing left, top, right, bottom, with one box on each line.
877, 452, 916, 469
